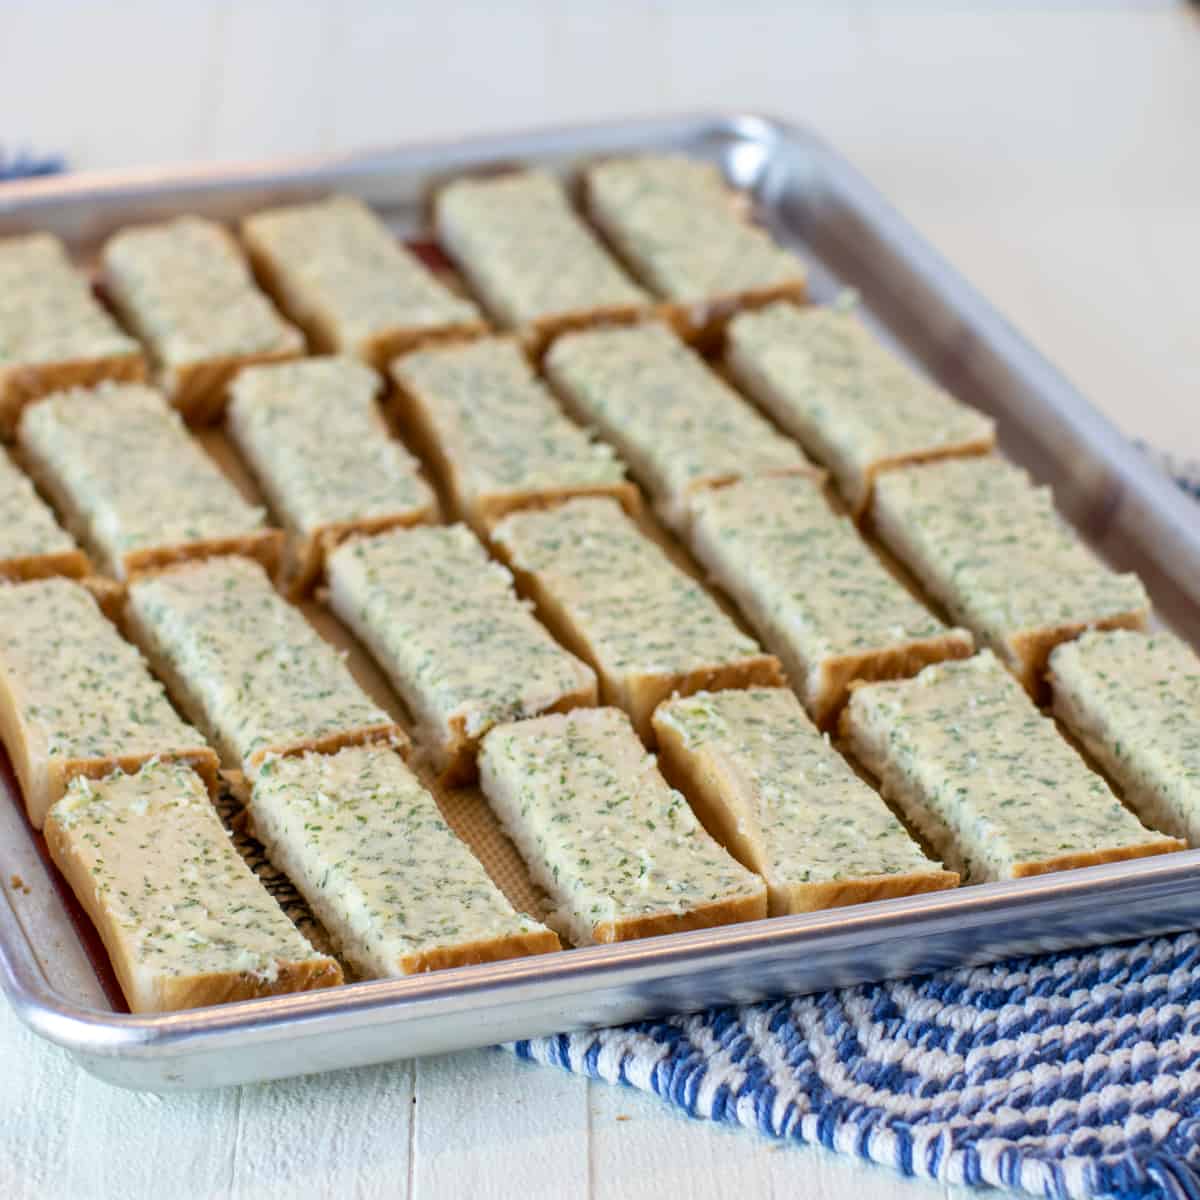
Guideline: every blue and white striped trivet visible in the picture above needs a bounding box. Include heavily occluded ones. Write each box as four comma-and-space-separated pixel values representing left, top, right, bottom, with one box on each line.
514, 453, 1200, 1199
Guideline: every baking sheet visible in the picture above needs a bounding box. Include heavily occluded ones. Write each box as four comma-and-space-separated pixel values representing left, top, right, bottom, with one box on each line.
3, 113, 1200, 1091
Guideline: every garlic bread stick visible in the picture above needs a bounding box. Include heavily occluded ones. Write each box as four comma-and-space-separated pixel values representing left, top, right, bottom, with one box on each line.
491, 497, 782, 741
0, 447, 89, 582
326, 524, 597, 782
227, 357, 435, 595
249, 745, 560, 975
871, 456, 1149, 693
544, 322, 814, 529
100, 216, 303, 421
841, 652, 1182, 882
126, 555, 403, 771
390, 337, 635, 534
687, 474, 972, 725
434, 170, 651, 349
241, 194, 486, 367
0, 577, 217, 828
1050, 629, 1200, 845
653, 688, 958, 914
18, 382, 281, 580
0, 232, 144, 437
725, 302, 995, 515
584, 155, 806, 337
45, 759, 342, 1012
479, 707, 767, 944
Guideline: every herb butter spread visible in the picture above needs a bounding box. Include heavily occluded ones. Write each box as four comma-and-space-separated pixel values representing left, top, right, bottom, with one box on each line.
871, 457, 1149, 683
391, 337, 627, 526
0, 232, 140, 368
843, 651, 1171, 882
725, 303, 996, 514
127, 556, 395, 768
0, 578, 211, 826
491, 498, 772, 724
545, 322, 812, 528
654, 688, 949, 914
228, 356, 434, 538
0, 447, 77, 562
688, 475, 971, 723
101, 216, 303, 372
326, 524, 596, 772
585, 156, 806, 304
241, 195, 481, 358
478, 707, 765, 945
250, 746, 555, 976
435, 171, 648, 329
1050, 630, 1200, 845
46, 760, 337, 1013
19, 383, 269, 578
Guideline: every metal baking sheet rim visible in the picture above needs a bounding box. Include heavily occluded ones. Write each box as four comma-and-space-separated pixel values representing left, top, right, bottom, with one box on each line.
3, 112, 1200, 1091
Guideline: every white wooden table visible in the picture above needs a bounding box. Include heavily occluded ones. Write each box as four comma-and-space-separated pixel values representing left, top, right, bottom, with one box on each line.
2, 3, 1197, 1197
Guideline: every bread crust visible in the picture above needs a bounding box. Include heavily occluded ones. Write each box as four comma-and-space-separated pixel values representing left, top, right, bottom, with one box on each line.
1008, 614, 1147, 698
656, 280, 808, 348
491, 535, 782, 742
123, 594, 408, 771
593, 891, 767, 943
44, 800, 343, 1013
283, 512, 435, 601
397, 927, 561, 972
161, 347, 305, 426
389, 360, 641, 538
0, 351, 146, 441
0, 547, 90, 584
806, 632, 975, 729
436, 680, 597, 787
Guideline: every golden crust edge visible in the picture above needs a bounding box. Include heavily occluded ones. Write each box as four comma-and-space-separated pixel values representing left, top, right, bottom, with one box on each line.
593, 890, 768, 944
0, 351, 147, 441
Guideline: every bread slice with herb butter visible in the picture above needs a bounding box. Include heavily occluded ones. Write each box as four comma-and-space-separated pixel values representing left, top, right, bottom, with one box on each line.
249, 745, 560, 975
583, 155, 806, 340
100, 216, 304, 423
0, 577, 218, 828
326, 523, 597, 783
389, 337, 638, 535
126, 555, 404, 772
227, 356, 436, 596
870, 456, 1149, 694
45, 759, 342, 1012
434, 170, 652, 352
478, 706, 767, 944
1049, 629, 1200, 845
653, 688, 958, 914
687, 474, 973, 726
18, 382, 282, 581
840, 651, 1183, 882
0, 232, 145, 439
490, 497, 783, 742
0, 447, 89, 582
240, 194, 486, 368
724, 302, 996, 516
544, 321, 817, 530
